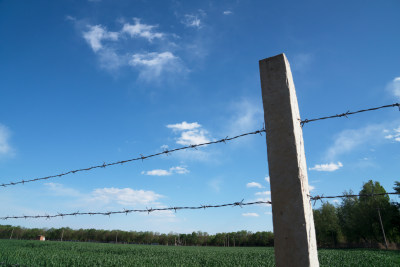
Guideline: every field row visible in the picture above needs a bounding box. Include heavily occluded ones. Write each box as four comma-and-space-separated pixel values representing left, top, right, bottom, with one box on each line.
0, 239, 399, 266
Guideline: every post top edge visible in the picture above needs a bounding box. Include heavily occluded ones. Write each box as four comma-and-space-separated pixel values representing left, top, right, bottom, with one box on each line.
259, 53, 286, 63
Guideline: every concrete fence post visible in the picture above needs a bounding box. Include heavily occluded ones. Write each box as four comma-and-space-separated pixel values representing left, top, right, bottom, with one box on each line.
259, 53, 319, 267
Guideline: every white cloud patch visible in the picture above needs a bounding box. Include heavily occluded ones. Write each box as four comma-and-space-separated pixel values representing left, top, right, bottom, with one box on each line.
228, 99, 263, 136
242, 213, 259, 217
141, 166, 189, 176
223, 11, 233, 15
386, 77, 400, 100
325, 123, 393, 160
309, 185, 316, 192
129, 52, 184, 81
122, 18, 164, 41
167, 121, 201, 131
167, 121, 211, 146
265, 176, 270, 183
309, 162, 343, 172
78, 18, 185, 80
182, 15, 201, 28
255, 191, 271, 196
169, 166, 189, 174
181, 10, 206, 29
384, 126, 400, 142
176, 129, 210, 146
90, 187, 163, 206
142, 169, 171, 176
83, 25, 119, 52
246, 182, 263, 189
0, 124, 13, 157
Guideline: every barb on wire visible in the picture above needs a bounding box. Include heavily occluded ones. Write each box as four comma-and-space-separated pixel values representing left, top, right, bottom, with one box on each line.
310, 192, 400, 203
301, 103, 400, 126
0, 200, 271, 220
0, 129, 266, 189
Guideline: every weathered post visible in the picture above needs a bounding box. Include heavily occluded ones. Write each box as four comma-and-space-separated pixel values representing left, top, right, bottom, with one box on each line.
259, 53, 319, 267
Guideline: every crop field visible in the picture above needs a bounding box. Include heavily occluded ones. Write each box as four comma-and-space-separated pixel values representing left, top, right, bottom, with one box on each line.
0, 239, 399, 266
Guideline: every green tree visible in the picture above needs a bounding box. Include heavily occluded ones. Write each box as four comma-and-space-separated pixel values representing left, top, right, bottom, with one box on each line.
313, 202, 341, 247
358, 180, 393, 243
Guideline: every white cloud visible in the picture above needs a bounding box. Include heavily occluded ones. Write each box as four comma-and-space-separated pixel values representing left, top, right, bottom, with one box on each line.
97, 49, 125, 70
167, 121, 201, 131
386, 77, 400, 100
142, 169, 171, 176
265, 176, 270, 183
246, 182, 263, 188
167, 121, 211, 146
79, 19, 187, 80
176, 129, 210, 146
122, 18, 164, 41
242, 212, 259, 217
223, 11, 233, 15
325, 123, 390, 160
309, 162, 343, 172
83, 25, 119, 52
0, 124, 13, 157
384, 126, 400, 142
129, 52, 185, 81
169, 166, 189, 174
182, 14, 201, 28
90, 187, 163, 206
255, 191, 271, 196
228, 99, 263, 136
309, 185, 316, 192
142, 166, 189, 176
65, 15, 76, 21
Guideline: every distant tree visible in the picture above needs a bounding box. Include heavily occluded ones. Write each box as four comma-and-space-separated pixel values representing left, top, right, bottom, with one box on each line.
337, 190, 363, 243
313, 202, 341, 247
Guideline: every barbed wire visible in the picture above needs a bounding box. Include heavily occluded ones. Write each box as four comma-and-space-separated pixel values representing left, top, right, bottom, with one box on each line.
2, 192, 399, 220
0, 129, 266, 189
301, 103, 400, 126
0, 200, 271, 220
310, 192, 400, 206
1, 103, 398, 188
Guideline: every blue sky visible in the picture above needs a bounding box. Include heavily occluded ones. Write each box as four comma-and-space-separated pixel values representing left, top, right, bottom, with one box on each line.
1, 0, 399, 234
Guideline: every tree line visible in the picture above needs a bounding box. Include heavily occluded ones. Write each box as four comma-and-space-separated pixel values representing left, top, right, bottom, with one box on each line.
1, 180, 398, 247
0, 226, 273, 247
314, 180, 400, 247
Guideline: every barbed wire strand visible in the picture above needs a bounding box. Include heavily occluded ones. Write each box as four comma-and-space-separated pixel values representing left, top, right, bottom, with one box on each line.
2, 192, 399, 220
2, 103, 399, 188
0, 129, 266, 188
0, 200, 271, 220
310, 192, 399, 206
301, 103, 400, 126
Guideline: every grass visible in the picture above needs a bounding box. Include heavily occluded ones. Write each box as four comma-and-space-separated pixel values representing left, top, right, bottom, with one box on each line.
0, 239, 399, 266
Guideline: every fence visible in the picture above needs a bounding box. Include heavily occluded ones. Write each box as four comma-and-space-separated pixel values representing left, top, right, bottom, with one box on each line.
1, 54, 399, 267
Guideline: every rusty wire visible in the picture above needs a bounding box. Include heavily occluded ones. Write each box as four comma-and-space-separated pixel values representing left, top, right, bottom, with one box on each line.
301, 103, 400, 126
0, 200, 271, 220
0, 129, 266, 188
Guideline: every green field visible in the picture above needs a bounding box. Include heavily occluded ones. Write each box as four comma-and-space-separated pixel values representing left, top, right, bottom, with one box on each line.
0, 239, 399, 266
